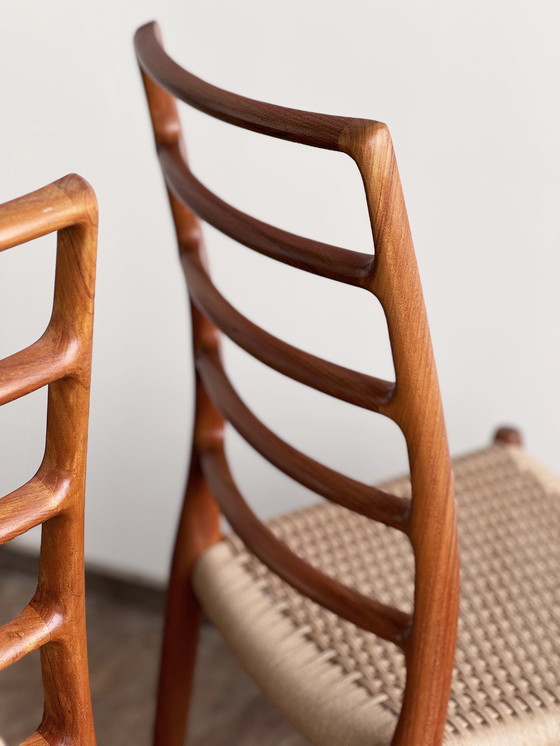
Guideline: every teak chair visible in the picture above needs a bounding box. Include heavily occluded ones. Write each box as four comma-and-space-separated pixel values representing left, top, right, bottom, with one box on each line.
135, 22, 560, 746
0, 176, 97, 746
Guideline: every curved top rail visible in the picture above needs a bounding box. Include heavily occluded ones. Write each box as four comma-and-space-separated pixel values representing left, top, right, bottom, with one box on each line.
0, 174, 97, 252
135, 22, 374, 150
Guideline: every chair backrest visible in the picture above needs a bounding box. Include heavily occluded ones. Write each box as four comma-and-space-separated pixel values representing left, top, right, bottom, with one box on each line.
0, 175, 97, 746
136, 22, 460, 745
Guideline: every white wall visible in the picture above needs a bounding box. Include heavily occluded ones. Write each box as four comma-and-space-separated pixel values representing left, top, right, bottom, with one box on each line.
1, 0, 558, 583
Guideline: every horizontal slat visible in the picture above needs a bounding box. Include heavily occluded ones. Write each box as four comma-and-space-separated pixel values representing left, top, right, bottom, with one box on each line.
197, 349, 409, 530
182, 250, 394, 412
160, 143, 372, 287
0, 332, 79, 406
135, 22, 372, 150
0, 473, 69, 545
0, 604, 54, 671
200, 447, 411, 647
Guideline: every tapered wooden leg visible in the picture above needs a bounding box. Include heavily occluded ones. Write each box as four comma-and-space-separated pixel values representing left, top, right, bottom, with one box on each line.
154, 585, 203, 746
154, 450, 220, 746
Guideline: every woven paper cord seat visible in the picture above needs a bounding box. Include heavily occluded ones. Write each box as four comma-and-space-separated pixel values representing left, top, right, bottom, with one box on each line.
193, 443, 560, 746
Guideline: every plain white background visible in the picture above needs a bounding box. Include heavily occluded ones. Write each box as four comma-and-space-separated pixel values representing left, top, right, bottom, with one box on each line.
1, 1, 558, 583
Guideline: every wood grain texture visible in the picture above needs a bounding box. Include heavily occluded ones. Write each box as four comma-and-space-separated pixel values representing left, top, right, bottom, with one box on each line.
20, 734, 50, 746
196, 348, 409, 529
183, 248, 394, 411
0, 605, 53, 670
0, 560, 308, 746
136, 56, 224, 746
340, 121, 460, 745
0, 476, 67, 545
200, 446, 411, 647
136, 21, 460, 746
135, 22, 356, 150
160, 142, 372, 286
0, 175, 98, 746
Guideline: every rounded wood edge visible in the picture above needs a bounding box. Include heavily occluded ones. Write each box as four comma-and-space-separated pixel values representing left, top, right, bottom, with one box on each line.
337, 118, 390, 159
200, 447, 411, 647
135, 21, 352, 150
493, 426, 523, 447
195, 348, 409, 530
56, 173, 98, 221
20, 733, 50, 746
0, 174, 97, 252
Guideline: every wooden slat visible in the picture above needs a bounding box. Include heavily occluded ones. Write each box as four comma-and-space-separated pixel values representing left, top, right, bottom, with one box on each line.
196, 349, 410, 530
135, 22, 367, 150
0, 604, 54, 671
0, 474, 68, 544
160, 143, 372, 287
183, 250, 394, 412
0, 332, 78, 406
200, 447, 411, 647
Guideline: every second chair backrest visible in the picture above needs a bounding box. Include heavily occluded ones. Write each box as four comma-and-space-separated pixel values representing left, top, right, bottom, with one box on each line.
136, 22, 460, 746
0, 175, 97, 746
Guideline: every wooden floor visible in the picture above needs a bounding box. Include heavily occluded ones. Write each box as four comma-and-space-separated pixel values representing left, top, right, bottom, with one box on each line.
0, 559, 308, 745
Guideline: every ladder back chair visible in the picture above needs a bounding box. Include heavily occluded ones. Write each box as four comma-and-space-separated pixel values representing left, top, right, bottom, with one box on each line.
0, 176, 97, 746
135, 22, 559, 746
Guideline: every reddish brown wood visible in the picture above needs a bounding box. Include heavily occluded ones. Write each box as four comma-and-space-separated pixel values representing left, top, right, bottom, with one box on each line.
159, 143, 372, 286
136, 21, 460, 746
340, 121, 459, 745
20, 735, 50, 746
0, 605, 52, 670
0, 475, 66, 544
135, 22, 356, 149
0, 175, 97, 746
154, 437, 221, 746
0, 333, 78, 405
137, 46, 224, 746
494, 426, 523, 446
183, 249, 394, 411
201, 446, 411, 646
196, 348, 409, 529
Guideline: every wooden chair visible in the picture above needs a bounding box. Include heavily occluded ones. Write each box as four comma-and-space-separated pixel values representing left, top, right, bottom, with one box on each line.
0, 176, 98, 746
135, 22, 560, 746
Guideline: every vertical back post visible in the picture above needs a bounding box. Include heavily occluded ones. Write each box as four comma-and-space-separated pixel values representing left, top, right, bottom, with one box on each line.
341, 121, 460, 746
139, 48, 224, 746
